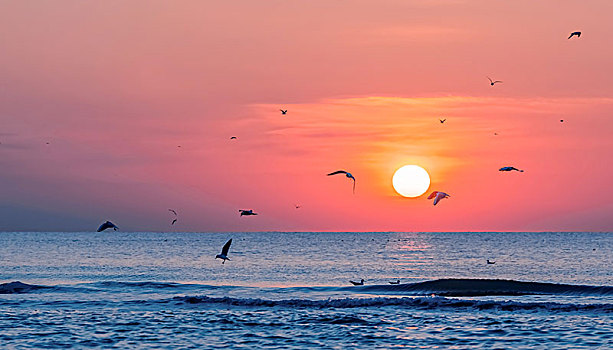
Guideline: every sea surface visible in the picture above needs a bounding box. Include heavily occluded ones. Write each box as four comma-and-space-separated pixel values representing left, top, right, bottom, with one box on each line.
0, 231, 612, 349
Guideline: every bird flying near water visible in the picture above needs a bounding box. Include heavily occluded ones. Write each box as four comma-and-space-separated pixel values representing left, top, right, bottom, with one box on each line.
350, 279, 364, 286
239, 209, 258, 217
215, 239, 232, 264
440, 119, 446, 124
168, 209, 178, 225
280, 109, 287, 115
487, 77, 503, 86
568, 31, 581, 39
389, 280, 400, 285
97, 221, 118, 232
428, 191, 450, 206
499, 166, 524, 172
327, 170, 356, 194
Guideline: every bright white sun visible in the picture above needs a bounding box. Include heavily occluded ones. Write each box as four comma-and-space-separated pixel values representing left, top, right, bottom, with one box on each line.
392, 165, 431, 198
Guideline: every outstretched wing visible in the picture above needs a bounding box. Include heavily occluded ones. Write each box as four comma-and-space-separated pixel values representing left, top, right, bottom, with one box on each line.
487, 76, 493, 83
171, 219, 177, 225
169, 209, 177, 216
427, 191, 438, 199
352, 178, 356, 194
494, 80, 503, 84
96, 223, 107, 232
327, 170, 348, 176
221, 239, 232, 255
433, 193, 442, 206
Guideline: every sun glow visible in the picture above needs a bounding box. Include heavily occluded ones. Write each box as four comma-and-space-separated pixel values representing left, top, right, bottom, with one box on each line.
392, 165, 431, 198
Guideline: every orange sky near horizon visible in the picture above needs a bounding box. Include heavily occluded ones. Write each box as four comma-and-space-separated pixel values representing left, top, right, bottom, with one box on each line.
0, 1, 612, 231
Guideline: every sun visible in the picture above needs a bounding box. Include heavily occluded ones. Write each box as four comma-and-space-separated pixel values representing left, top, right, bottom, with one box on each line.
392, 165, 431, 198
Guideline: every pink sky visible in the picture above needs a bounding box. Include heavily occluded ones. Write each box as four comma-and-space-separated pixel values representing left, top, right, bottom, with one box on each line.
0, 1, 612, 231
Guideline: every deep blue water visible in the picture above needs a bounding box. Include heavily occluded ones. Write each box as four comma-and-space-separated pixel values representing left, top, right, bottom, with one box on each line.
1, 231, 612, 349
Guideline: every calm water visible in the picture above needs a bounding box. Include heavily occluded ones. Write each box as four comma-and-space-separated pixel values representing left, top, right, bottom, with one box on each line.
0, 231, 612, 349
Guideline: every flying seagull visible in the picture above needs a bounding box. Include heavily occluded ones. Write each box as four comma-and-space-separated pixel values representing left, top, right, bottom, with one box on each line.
487, 77, 503, 86
169, 209, 178, 225
280, 109, 287, 115
428, 191, 450, 206
230, 136, 237, 140
239, 209, 258, 217
215, 239, 232, 264
440, 119, 446, 124
568, 31, 581, 39
349, 279, 364, 286
389, 280, 400, 285
499, 166, 524, 172
487, 259, 496, 265
97, 221, 118, 232
327, 170, 356, 194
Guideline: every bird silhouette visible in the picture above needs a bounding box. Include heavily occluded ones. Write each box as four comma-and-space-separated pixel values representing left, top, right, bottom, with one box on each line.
280, 109, 287, 115
568, 31, 581, 39
499, 166, 524, 172
487, 77, 503, 86
440, 119, 446, 124
327, 170, 356, 194
230, 136, 237, 140
428, 191, 450, 206
239, 209, 258, 217
349, 279, 364, 286
389, 280, 400, 285
487, 259, 496, 265
97, 221, 118, 232
168, 209, 178, 225
215, 239, 232, 264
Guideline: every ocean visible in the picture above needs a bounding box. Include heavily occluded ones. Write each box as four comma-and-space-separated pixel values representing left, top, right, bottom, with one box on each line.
1, 231, 611, 349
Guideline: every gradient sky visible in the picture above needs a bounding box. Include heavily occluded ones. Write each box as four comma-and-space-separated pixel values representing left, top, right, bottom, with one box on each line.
1, 0, 612, 232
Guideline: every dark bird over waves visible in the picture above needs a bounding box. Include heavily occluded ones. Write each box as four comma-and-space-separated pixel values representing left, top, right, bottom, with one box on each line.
97, 221, 118, 232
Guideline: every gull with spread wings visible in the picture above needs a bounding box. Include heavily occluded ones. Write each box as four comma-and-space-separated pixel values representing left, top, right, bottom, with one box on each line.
215, 239, 232, 264
327, 170, 356, 194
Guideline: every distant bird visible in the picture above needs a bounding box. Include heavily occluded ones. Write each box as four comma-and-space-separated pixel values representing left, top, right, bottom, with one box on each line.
349, 279, 364, 286
487, 77, 503, 86
499, 166, 524, 172
168, 209, 178, 225
230, 136, 237, 140
487, 259, 496, 265
428, 191, 450, 206
440, 119, 446, 124
327, 170, 356, 194
568, 31, 581, 39
97, 221, 118, 232
215, 239, 232, 264
494, 132, 498, 135
560, 120, 564, 123
389, 280, 400, 285
280, 109, 287, 115
295, 205, 302, 209
239, 209, 258, 217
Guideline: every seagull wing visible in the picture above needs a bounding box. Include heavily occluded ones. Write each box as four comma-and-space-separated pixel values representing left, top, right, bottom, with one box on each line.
221, 239, 232, 256
427, 191, 439, 200
433, 193, 442, 206
96, 223, 107, 232
171, 219, 177, 225
494, 80, 503, 84
327, 170, 348, 176
169, 209, 177, 216
487, 77, 493, 83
